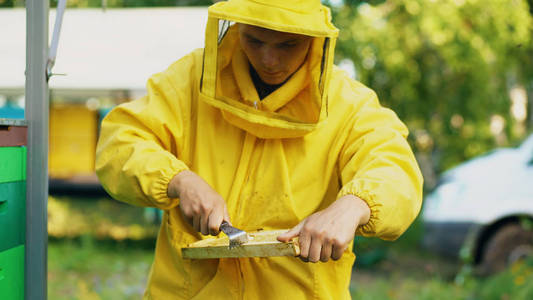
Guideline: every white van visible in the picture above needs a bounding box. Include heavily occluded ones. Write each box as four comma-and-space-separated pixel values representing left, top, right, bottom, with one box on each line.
423, 134, 533, 274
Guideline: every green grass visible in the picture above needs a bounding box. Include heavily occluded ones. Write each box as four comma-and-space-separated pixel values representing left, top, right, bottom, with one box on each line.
48, 238, 154, 300
47, 197, 533, 299
48, 196, 157, 299
48, 196, 159, 240
49, 238, 533, 300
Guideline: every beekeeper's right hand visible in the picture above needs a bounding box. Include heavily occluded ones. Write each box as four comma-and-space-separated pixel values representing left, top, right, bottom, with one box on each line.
167, 170, 231, 236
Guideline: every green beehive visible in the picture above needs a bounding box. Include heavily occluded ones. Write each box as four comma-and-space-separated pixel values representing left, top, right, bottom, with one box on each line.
0, 245, 25, 300
0, 126, 27, 300
0, 147, 26, 183
0, 180, 26, 252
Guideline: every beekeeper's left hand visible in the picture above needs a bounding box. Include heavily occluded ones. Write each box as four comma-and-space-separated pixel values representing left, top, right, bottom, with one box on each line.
277, 195, 370, 263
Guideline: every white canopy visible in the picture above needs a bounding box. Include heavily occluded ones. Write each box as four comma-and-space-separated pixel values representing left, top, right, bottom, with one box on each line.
0, 7, 207, 94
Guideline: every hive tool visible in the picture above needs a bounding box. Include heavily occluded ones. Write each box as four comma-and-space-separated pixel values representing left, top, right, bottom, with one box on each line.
220, 221, 249, 249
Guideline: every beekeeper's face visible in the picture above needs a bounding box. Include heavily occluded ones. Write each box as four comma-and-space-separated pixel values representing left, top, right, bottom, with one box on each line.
238, 24, 313, 85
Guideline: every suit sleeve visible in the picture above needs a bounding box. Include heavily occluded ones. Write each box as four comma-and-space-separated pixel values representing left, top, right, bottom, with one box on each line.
95, 52, 200, 210
337, 87, 424, 240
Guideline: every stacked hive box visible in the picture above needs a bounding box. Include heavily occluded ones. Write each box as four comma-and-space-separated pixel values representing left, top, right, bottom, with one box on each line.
49, 105, 97, 179
0, 119, 27, 300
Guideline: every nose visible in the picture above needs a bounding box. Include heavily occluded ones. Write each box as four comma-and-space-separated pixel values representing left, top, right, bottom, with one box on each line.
260, 46, 280, 70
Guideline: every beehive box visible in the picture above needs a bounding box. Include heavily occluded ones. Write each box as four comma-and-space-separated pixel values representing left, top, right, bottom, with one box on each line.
0, 118, 27, 300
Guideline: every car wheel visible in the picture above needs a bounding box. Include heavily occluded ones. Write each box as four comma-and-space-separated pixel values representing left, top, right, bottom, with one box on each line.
478, 223, 533, 275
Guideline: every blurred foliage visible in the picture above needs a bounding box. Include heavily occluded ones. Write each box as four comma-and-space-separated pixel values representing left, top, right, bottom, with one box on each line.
351, 277, 473, 300
49, 237, 533, 299
476, 258, 533, 299
332, 0, 533, 175
354, 215, 424, 267
48, 196, 159, 240
0, 0, 16, 7
354, 216, 533, 299
351, 255, 533, 299
48, 239, 153, 300
46, 196, 533, 299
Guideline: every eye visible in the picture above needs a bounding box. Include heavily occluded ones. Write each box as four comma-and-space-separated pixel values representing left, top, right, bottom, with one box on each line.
247, 37, 263, 46
279, 42, 298, 49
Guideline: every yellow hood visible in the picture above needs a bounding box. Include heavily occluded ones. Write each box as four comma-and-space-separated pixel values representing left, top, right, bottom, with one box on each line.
200, 0, 339, 139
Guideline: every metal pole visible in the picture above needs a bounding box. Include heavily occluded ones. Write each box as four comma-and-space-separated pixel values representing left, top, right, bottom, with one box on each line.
47, 0, 67, 80
25, 0, 49, 299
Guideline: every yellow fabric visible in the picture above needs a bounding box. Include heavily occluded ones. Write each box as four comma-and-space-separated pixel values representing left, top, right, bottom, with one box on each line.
205, 25, 325, 138
95, 0, 423, 299
208, 0, 339, 37
200, 0, 338, 138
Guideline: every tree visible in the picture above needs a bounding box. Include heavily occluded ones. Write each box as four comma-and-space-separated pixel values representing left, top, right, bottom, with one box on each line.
331, 0, 533, 178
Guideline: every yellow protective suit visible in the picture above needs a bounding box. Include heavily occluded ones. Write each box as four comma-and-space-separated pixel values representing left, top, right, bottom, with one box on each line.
95, 0, 423, 299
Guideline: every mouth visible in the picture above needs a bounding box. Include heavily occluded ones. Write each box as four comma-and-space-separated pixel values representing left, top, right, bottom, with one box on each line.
262, 70, 283, 77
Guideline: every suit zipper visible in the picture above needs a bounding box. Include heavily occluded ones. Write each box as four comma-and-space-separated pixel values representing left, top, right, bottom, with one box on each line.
234, 132, 256, 225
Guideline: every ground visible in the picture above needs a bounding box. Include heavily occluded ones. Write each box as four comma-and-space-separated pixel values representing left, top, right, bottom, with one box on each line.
47, 196, 533, 299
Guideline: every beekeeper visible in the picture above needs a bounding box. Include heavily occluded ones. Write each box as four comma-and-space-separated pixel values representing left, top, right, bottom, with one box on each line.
95, 0, 423, 298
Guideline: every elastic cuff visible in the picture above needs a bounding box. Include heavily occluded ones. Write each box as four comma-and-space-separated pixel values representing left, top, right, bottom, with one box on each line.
151, 163, 189, 210
337, 181, 381, 237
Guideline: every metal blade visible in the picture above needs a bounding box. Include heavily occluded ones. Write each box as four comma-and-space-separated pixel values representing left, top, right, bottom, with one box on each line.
220, 221, 249, 249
